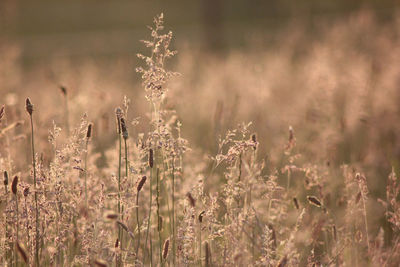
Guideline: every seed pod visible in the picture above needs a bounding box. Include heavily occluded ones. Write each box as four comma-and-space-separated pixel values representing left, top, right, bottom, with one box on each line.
11, 175, 18, 195
187, 192, 196, 207
149, 149, 154, 168
115, 238, 119, 248
3, 171, 8, 186
198, 211, 206, 223
293, 197, 299, 210
25, 98, 33, 115
162, 238, 170, 260
86, 123, 92, 139
137, 176, 147, 192
307, 196, 322, 207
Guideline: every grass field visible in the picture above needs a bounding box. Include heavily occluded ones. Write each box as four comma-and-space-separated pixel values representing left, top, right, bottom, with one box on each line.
1, 9, 400, 266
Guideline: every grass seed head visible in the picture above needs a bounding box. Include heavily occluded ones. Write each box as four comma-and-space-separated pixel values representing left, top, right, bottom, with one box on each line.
121, 118, 128, 139
86, 123, 92, 139
137, 176, 147, 192
3, 170, 8, 186
307, 196, 322, 207
11, 175, 18, 195
25, 98, 33, 115
163, 238, 170, 260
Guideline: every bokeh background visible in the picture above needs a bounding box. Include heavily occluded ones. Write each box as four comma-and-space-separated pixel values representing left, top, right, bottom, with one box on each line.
1, 0, 400, 213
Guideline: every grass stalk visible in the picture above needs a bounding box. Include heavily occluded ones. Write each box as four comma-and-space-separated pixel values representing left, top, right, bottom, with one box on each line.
156, 168, 162, 265
26, 98, 40, 266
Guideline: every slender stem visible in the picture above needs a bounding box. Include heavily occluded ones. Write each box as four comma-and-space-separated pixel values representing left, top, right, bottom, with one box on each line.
15, 193, 19, 266
30, 114, 39, 267
84, 139, 89, 208
171, 158, 176, 266
136, 193, 141, 258
156, 168, 162, 266
117, 131, 122, 266
145, 166, 153, 266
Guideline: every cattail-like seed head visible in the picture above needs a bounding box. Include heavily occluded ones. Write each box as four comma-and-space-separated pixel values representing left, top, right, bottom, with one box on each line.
106, 213, 118, 220
117, 221, 129, 232
307, 196, 322, 207
293, 197, 299, 210
0, 105, 4, 121
198, 211, 206, 223
25, 98, 33, 115
251, 133, 257, 150
17, 242, 28, 263
115, 238, 119, 248
120, 118, 128, 140
23, 187, 29, 197
86, 123, 92, 139
12, 175, 18, 195
162, 238, 170, 260
115, 107, 123, 134
59, 86, 67, 96
187, 192, 196, 207
149, 149, 154, 168
137, 176, 147, 192
94, 260, 107, 267
3, 171, 8, 186
277, 255, 288, 267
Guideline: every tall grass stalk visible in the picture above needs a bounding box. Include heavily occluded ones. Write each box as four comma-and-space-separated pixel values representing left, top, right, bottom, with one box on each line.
156, 168, 162, 265
26, 98, 39, 266
84, 123, 92, 208
171, 158, 176, 266
145, 148, 154, 266
136, 176, 146, 258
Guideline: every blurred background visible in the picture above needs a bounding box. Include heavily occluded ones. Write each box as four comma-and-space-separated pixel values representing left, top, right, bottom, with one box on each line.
1, 0, 400, 204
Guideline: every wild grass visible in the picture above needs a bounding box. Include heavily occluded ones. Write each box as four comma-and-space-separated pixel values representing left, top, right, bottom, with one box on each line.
0, 11, 400, 267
